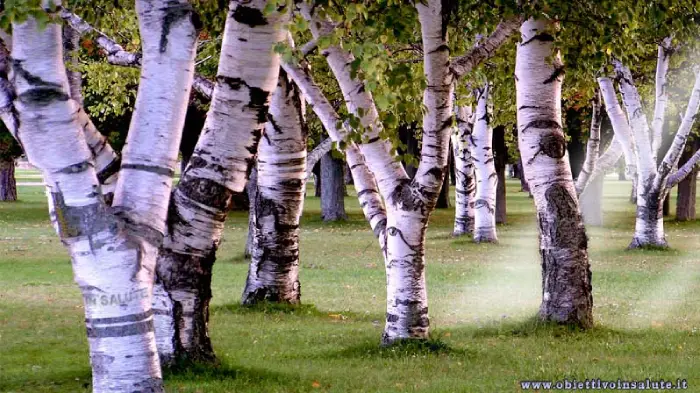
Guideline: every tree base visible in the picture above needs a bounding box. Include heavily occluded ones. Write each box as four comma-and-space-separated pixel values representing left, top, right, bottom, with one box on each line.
473, 234, 498, 244
380, 332, 430, 348
627, 237, 669, 250
241, 285, 301, 306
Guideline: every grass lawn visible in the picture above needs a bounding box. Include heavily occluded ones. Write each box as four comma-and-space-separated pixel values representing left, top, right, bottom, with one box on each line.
1, 175, 699, 392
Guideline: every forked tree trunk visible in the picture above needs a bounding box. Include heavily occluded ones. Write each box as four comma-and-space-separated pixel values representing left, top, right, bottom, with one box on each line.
515, 18, 593, 328
452, 106, 476, 236
494, 126, 507, 224
153, 0, 288, 364
242, 71, 307, 304
320, 151, 347, 221
0, 159, 16, 201
12, 2, 198, 390
472, 84, 497, 243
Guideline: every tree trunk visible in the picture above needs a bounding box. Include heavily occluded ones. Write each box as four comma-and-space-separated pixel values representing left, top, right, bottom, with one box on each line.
494, 126, 507, 224
244, 166, 258, 259
13, 2, 198, 390
630, 191, 667, 248
516, 157, 531, 193
153, 1, 288, 364
320, 151, 347, 221
580, 173, 604, 226
676, 146, 698, 221
515, 18, 593, 328
452, 106, 476, 236
0, 159, 16, 201
472, 84, 498, 243
618, 163, 626, 180
242, 71, 307, 305
663, 193, 670, 216
313, 161, 321, 197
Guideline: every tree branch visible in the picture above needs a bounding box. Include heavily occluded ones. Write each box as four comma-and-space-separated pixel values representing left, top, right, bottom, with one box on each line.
61, 7, 213, 99
668, 148, 700, 188
450, 15, 522, 80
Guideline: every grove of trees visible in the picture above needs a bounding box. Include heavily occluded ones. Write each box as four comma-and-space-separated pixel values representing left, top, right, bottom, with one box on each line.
2, 0, 700, 391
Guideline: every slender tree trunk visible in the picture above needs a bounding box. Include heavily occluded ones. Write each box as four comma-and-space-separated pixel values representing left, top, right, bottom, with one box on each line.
452, 106, 476, 236
242, 71, 307, 304
515, 18, 593, 328
12, 1, 198, 390
676, 145, 698, 221
494, 126, 507, 224
320, 151, 347, 221
153, 0, 288, 364
244, 166, 258, 259
313, 162, 322, 197
0, 158, 16, 201
663, 194, 670, 216
618, 161, 626, 180
472, 84, 497, 243
580, 173, 604, 226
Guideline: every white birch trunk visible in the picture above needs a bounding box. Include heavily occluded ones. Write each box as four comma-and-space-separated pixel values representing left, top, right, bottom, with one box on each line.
281, 58, 387, 245
598, 77, 638, 184
650, 37, 673, 163
11, 1, 198, 391
574, 90, 602, 196
153, 0, 288, 364
452, 105, 476, 236
515, 18, 593, 328
471, 84, 497, 243
242, 70, 307, 304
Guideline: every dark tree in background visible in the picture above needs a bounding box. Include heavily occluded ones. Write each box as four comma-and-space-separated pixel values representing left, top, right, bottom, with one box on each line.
493, 126, 507, 224
0, 127, 21, 202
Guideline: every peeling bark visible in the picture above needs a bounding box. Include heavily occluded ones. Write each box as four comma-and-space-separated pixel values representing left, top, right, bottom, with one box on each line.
515, 18, 593, 328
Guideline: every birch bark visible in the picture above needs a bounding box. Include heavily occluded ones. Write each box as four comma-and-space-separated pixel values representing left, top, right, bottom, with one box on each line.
11, 1, 198, 391
152, 0, 288, 363
515, 18, 593, 328
472, 84, 498, 242
242, 70, 307, 304
452, 106, 476, 236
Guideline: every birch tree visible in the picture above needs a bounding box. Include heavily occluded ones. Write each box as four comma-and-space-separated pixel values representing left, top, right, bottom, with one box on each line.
472, 83, 498, 243
451, 105, 476, 236
597, 53, 700, 248
10, 1, 198, 390
152, 1, 289, 363
289, 0, 519, 343
241, 70, 307, 304
515, 18, 593, 328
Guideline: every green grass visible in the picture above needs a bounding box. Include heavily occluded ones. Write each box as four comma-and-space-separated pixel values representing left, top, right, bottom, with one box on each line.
1, 175, 700, 392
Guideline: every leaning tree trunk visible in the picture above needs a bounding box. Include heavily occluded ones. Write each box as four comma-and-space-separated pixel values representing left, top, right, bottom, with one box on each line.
320, 151, 347, 221
676, 144, 698, 221
12, 1, 197, 390
452, 106, 476, 236
580, 174, 604, 226
472, 84, 498, 243
515, 18, 593, 328
152, 0, 288, 364
493, 126, 507, 224
242, 71, 307, 304
0, 159, 16, 201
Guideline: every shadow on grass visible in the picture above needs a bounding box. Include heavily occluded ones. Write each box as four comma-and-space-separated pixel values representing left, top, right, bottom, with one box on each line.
319, 336, 473, 360
0, 368, 92, 392
211, 301, 383, 323
164, 360, 302, 387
